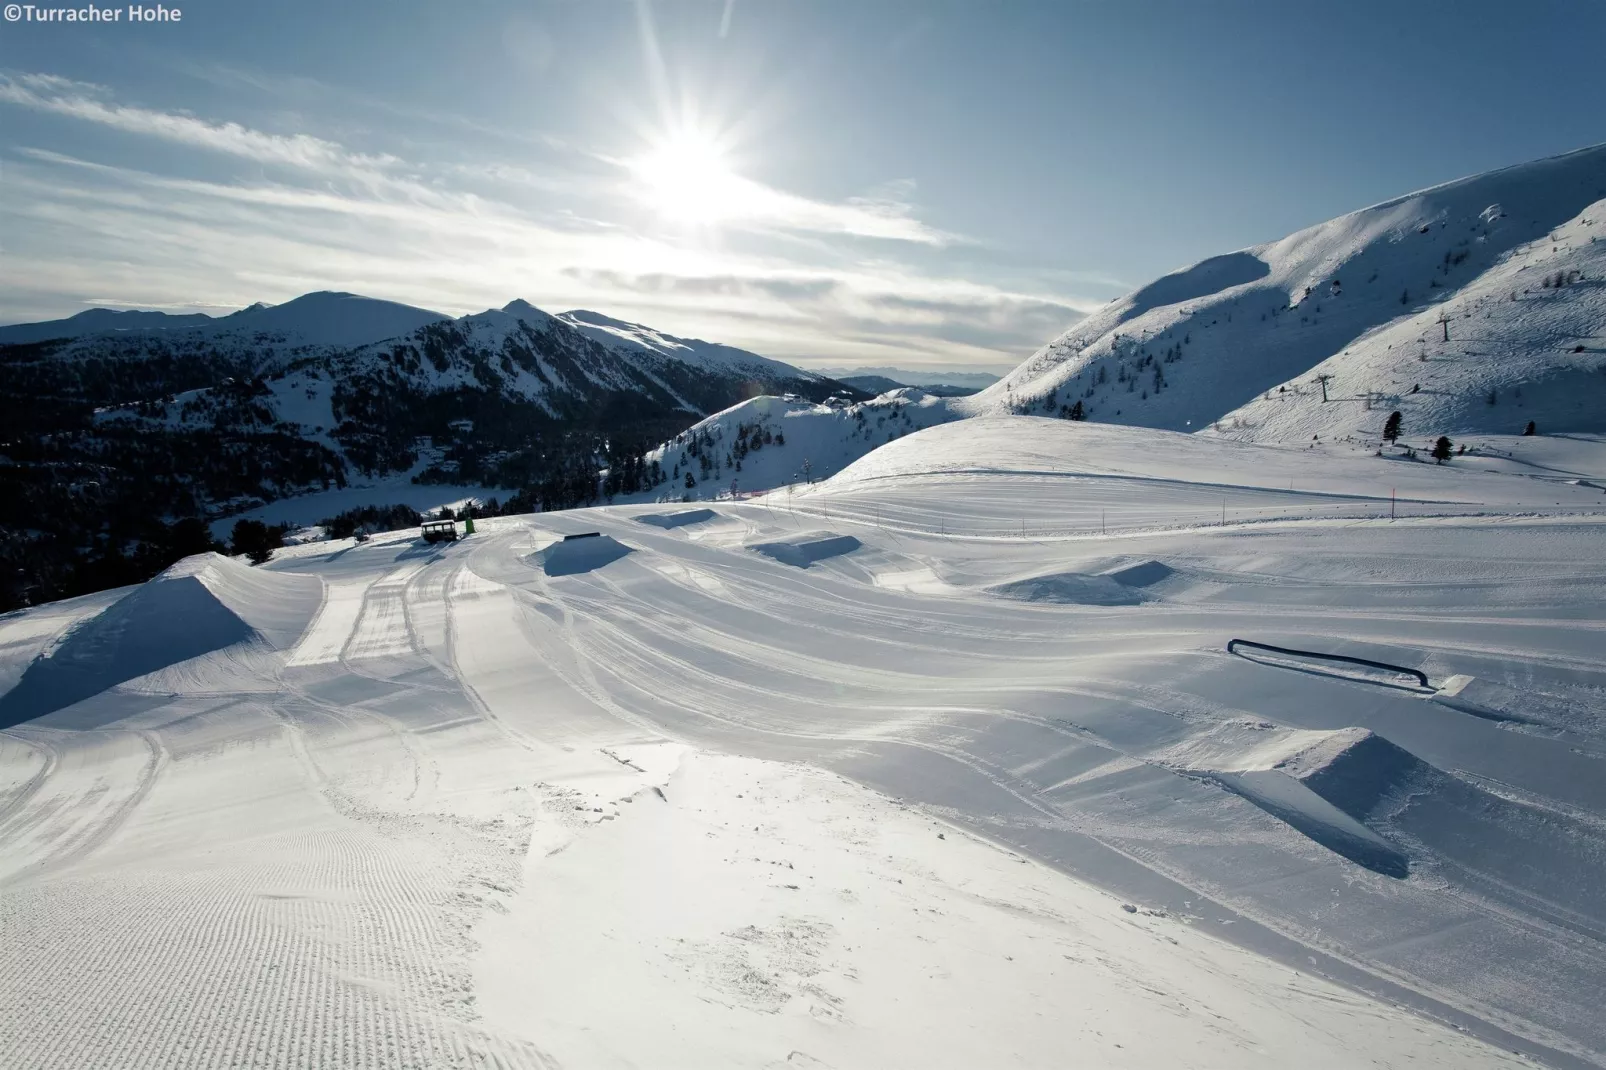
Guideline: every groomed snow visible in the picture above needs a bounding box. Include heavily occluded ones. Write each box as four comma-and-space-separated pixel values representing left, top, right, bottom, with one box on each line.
4, 416, 1606, 1068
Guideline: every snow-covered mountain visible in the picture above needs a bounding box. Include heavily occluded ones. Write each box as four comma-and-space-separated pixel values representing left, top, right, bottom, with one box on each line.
0, 307, 215, 344
958, 143, 1606, 443
1, 291, 451, 372
69, 295, 853, 496
556, 309, 825, 385
1208, 196, 1605, 443
615, 388, 956, 502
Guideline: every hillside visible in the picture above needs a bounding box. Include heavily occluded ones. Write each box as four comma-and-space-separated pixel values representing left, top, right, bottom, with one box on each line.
1209, 196, 1605, 444
615, 388, 958, 503
960, 143, 1606, 442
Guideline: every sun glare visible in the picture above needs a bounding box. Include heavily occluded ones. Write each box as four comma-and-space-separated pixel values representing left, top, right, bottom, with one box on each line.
630, 127, 747, 226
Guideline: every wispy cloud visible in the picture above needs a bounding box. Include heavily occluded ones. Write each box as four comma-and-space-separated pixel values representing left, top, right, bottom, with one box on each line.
0, 72, 398, 176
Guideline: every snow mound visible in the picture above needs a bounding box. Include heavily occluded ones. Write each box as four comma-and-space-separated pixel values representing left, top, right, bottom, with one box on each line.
1103, 560, 1175, 587
637, 508, 718, 529
529, 534, 633, 577
987, 571, 1146, 606
0, 553, 321, 724
748, 534, 862, 568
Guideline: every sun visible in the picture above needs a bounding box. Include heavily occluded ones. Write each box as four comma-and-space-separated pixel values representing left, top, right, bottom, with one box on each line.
630, 126, 746, 226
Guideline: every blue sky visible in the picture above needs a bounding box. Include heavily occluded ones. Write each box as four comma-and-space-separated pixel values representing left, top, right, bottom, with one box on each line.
1, 0, 1601, 371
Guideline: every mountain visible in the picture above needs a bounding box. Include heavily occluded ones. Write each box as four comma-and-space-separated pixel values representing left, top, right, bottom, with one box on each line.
836, 373, 981, 398
614, 388, 957, 503
0, 307, 215, 345
204, 291, 450, 349
0, 292, 859, 609
556, 309, 824, 385
958, 143, 1606, 443
814, 365, 1003, 390
0, 291, 449, 355
297, 299, 847, 479
836, 373, 907, 395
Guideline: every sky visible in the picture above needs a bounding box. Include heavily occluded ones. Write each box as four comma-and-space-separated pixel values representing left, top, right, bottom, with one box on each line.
0, 0, 1601, 373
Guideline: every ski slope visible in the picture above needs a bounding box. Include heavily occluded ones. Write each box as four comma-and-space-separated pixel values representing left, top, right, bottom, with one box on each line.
959, 142, 1606, 442
4, 417, 1606, 1068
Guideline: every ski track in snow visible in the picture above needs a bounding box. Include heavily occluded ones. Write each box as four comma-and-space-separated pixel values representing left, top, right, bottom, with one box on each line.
4, 419, 1606, 1068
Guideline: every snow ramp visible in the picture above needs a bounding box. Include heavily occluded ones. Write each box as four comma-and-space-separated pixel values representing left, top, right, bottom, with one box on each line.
988, 571, 1146, 606
1159, 725, 1426, 877
1159, 722, 1606, 924
529, 534, 633, 577
0, 554, 322, 725
748, 533, 862, 568
636, 508, 717, 529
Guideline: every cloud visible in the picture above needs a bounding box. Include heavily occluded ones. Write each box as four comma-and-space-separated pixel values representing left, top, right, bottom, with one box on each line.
0, 71, 1097, 368
0, 71, 398, 176
560, 266, 1091, 362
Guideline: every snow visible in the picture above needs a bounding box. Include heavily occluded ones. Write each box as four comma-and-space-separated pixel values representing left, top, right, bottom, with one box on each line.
621, 390, 961, 504
558, 308, 822, 382
5, 413, 1606, 1067
213, 291, 451, 348
958, 142, 1606, 444
1209, 195, 1606, 444
207, 476, 498, 540
9, 291, 449, 354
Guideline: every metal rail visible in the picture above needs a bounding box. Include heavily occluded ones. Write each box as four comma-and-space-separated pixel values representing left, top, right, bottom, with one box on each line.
1226, 639, 1430, 689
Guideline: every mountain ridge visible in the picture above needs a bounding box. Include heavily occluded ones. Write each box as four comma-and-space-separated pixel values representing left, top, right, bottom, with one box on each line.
957, 141, 1606, 444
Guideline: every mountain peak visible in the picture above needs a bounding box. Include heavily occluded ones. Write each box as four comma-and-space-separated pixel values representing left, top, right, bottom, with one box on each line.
501, 299, 551, 322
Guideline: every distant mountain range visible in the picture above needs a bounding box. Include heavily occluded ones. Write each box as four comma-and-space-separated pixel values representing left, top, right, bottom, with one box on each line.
812, 365, 1002, 391
0, 292, 451, 349
4, 290, 850, 463
0, 292, 860, 608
